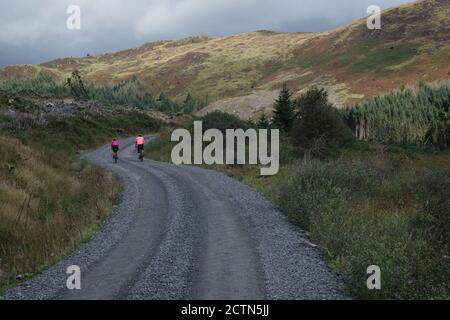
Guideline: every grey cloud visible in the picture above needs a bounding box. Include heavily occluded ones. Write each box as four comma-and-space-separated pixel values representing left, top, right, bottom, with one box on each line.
0, 0, 413, 67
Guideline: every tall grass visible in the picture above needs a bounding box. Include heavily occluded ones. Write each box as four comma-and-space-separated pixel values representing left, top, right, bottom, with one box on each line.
277, 155, 450, 299
0, 136, 117, 291
0, 108, 161, 292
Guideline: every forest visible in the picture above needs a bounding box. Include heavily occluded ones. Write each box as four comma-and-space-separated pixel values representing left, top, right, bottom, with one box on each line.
341, 83, 450, 147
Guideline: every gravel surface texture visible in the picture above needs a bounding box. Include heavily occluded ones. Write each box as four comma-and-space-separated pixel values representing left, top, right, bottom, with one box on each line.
1, 136, 349, 300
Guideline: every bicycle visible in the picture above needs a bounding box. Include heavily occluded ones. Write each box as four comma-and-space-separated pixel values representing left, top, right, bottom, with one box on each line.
136, 144, 144, 162
138, 148, 144, 162
112, 145, 119, 164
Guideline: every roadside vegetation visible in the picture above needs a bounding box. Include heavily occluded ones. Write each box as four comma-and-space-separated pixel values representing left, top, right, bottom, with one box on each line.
0, 72, 203, 114
0, 82, 161, 293
0, 136, 116, 292
149, 83, 450, 299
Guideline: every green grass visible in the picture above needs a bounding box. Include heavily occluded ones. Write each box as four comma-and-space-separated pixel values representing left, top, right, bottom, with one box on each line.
349, 42, 419, 73
0, 106, 161, 293
286, 39, 381, 70
276, 154, 450, 299
285, 39, 419, 76
32, 111, 160, 153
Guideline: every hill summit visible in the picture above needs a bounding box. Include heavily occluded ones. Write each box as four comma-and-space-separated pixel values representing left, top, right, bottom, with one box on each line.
1, 0, 449, 118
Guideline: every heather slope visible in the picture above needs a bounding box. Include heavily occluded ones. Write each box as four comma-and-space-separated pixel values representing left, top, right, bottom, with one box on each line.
1, 0, 448, 118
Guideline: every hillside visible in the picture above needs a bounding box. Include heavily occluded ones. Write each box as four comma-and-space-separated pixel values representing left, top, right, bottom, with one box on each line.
1, 0, 449, 118
0, 89, 163, 291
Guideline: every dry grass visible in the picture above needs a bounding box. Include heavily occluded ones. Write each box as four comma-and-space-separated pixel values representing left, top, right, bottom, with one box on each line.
0, 136, 118, 291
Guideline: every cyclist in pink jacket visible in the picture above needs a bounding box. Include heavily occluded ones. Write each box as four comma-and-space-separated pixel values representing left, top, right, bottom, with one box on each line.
135, 135, 145, 161
135, 135, 144, 150
111, 138, 120, 151
111, 138, 120, 163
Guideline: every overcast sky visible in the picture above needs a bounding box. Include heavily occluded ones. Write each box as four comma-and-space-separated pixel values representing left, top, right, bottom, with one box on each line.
0, 0, 413, 67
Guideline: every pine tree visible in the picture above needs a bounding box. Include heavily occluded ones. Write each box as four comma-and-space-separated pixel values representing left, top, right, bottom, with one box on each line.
272, 84, 295, 133
340, 83, 450, 147
182, 93, 197, 114
292, 86, 353, 148
257, 113, 271, 129
65, 70, 89, 101
142, 92, 156, 109
158, 91, 167, 102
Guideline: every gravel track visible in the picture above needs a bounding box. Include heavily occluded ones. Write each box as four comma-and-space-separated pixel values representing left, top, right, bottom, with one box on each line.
1, 136, 348, 300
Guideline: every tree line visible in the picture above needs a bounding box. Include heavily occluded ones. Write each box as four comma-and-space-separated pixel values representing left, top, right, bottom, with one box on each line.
258, 85, 353, 156
0, 71, 202, 114
263, 82, 450, 150
340, 83, 450, 147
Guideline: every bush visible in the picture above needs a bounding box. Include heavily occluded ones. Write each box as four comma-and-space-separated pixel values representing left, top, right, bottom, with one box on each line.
276, 157, 450, 299
197, 111, 252, 132
257, 113, 271, 129
65, 70, 89, 101
278, 159, 376, 229
32, 110, 161, 154
292, 87, 354, 152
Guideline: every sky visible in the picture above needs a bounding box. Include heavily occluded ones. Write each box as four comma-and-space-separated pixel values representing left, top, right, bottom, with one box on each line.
0, 0, 414, 67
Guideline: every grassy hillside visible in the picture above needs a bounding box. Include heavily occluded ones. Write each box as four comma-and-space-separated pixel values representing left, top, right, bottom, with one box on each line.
1, 0, 448, 118
0, 91, 161, 292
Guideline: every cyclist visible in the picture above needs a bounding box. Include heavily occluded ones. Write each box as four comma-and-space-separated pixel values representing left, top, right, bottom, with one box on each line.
135, 135, 145, 161
111, 138, 120, 163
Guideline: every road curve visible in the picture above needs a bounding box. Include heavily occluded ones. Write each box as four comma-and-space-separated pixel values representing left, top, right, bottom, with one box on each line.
2, 136, 348, 300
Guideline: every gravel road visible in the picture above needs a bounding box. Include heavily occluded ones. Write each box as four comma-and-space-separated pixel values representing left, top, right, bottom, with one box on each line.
1, 136, 348, 300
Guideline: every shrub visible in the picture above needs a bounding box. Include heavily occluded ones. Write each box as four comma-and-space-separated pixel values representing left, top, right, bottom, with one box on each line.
182, 93, 197, 114
276, 157, 450, 299
64, 70, 89, 101
292, 87, 354, 152
197, 111, 252, 132
257, 113, 271, 129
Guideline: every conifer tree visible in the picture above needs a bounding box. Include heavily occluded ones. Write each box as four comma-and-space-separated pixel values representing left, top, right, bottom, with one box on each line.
272, 84, 295, 133
182, 93, 197, 114
257, 113, 271, 129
